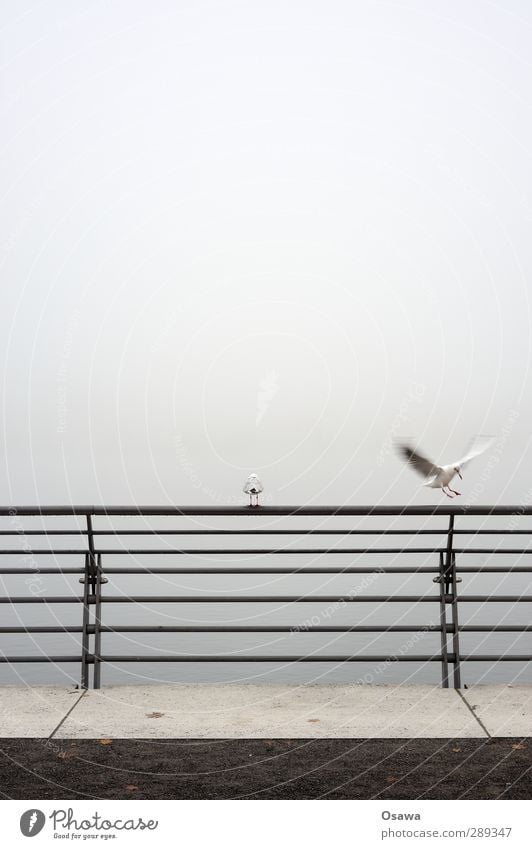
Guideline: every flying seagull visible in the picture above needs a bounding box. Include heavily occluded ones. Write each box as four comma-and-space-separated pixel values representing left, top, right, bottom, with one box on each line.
397, 436, 494, 498
243, 473, 263, 507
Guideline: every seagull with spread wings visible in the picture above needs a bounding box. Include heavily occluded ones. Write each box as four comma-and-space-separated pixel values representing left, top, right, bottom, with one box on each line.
397, 436, 494, 498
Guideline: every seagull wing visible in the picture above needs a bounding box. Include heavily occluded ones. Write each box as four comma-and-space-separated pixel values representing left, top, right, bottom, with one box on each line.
450, 435, 495, 470
397, 443, 443, 481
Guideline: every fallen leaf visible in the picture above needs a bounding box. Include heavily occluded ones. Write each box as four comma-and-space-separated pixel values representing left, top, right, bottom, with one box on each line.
145, 711, 165, 719
511, 743, 526, 750
452, 746, 462, 752
386, 776, 397, 783
57, 749, 76, 761
99, 739, 113, 745
126, 784, 139, 792
307, 718, 320, 723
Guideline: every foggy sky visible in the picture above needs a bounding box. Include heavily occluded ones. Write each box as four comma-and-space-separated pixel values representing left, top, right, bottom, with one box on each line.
1, 0, 532, 506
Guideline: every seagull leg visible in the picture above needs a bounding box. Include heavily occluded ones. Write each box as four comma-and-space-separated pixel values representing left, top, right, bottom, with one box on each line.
449, 488, 461, 496
441, 487, 454, 498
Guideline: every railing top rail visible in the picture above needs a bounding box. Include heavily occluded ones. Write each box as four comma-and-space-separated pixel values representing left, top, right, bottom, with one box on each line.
1, 504, 532, 517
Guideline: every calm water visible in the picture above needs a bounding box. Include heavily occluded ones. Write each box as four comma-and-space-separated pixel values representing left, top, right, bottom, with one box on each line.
0, 512, 530, 687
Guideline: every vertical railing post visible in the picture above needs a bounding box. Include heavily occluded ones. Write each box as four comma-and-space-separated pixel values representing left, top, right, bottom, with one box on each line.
85, 511, 106, 688
443, 513, 462, 688
93, 553, 103, 689
450, 551, 462, 688
86, 513, 97, 594
444, 513, 454, 595
80, 553, 91, 689
437, 551, 450, 687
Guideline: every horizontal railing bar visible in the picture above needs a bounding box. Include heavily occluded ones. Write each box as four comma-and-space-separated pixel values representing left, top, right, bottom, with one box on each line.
458, 656, 532, 662
93, 624, 532, 633
0, 527, 530, 537
81, 548, 446, 555
457, 567, 532, 572
97, 529, 450, 536
1, 565, 532, 576
454, 549, 532, 554
88, 565, 532, 575
99, 566, 434, 574
0, 527, 529, 536
453, 530, 532, 535
0, 530, 87, 536
89, 624, 532, 633
460, 625, 532, 631
94, 594, 532, 603
2, 505, 532, 516
83, 654, 532, 663
0, 656, 82, 663
95, 529, 532, 535
0, 625, 440, 634
94, 625, 444, 633
2, 594, 532, 604
84, 653, 532, 662
97, 594, 443, 603
1, 653, 530, 664
0, 594, 439, 603
92, 529, 532, 535
0, 597, 84, 603
104, 547, 532, 554
0, 546, 531, 556
63, 566, 442, 575
0, 626, 83, 633
91, 654, 448, 663
1, 565, 532, 575
0, 568, 84, 574
0, 550, 88, 555
0, 624, 529, 634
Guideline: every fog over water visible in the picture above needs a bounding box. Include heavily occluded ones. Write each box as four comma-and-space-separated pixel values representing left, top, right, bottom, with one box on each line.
1, 1, 531, 685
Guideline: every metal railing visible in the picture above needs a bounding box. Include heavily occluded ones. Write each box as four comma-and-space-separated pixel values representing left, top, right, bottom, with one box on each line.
0, 505, 531, 689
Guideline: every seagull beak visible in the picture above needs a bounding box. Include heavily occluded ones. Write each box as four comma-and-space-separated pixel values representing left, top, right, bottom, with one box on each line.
457, 469, 463, 480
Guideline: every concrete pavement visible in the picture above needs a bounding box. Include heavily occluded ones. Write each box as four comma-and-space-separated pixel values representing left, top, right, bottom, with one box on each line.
0, 684, 530, 739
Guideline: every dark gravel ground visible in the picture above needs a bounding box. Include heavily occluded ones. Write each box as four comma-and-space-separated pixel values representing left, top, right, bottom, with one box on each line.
0, 738, 530, 800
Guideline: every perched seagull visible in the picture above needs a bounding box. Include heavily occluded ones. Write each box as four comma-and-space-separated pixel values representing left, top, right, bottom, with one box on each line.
243, 473, 263, 507
397, 436, 494, 498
